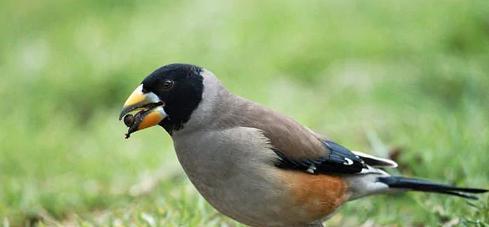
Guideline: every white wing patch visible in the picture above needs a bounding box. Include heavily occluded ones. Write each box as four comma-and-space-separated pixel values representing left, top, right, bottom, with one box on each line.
306, 164, 317, 174
343, 158, 354, 165
352, 150, 398, 168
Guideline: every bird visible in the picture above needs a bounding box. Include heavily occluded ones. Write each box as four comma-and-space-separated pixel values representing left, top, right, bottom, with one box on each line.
119, 63, 487, 227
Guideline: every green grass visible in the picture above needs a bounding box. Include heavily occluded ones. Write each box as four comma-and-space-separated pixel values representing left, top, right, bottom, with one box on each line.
1, 0, 488, 226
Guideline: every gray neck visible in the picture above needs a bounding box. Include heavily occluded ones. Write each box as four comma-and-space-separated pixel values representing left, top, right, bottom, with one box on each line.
172, 69, 227, 136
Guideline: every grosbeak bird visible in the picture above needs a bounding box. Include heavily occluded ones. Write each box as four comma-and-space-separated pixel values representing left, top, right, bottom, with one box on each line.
119, 64, 487, 227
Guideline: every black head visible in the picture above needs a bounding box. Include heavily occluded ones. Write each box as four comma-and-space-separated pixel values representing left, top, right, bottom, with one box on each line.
141, 64, 204, 133
119, 64, 204, 137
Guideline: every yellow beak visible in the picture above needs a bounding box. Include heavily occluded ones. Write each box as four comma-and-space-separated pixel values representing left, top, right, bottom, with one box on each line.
119, 85, 167, 138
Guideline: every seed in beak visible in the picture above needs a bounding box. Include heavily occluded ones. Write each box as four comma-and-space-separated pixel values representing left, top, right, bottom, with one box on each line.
123, 114, 135, 127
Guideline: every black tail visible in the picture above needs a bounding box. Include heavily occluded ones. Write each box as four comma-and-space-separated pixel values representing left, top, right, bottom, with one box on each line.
378, 176, 488, 200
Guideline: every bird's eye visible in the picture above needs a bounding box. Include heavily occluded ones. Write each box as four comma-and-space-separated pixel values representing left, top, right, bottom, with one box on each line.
162, 80, 174, 90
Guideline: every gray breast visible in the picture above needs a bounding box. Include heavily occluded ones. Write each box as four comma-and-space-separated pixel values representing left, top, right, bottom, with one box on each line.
172, 127, 290, 226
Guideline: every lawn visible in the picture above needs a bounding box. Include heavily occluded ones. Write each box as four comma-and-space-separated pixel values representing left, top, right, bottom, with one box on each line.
1, 0, 488, 226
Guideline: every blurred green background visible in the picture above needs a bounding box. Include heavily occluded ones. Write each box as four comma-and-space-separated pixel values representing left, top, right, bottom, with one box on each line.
1, 0, 488, 226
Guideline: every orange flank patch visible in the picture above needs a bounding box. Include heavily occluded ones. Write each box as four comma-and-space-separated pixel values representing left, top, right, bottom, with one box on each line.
279, 170, 348, 221
138, 111, 164, 130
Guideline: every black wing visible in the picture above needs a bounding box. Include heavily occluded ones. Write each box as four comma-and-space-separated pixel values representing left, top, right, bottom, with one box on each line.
274, 140, 367, 174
